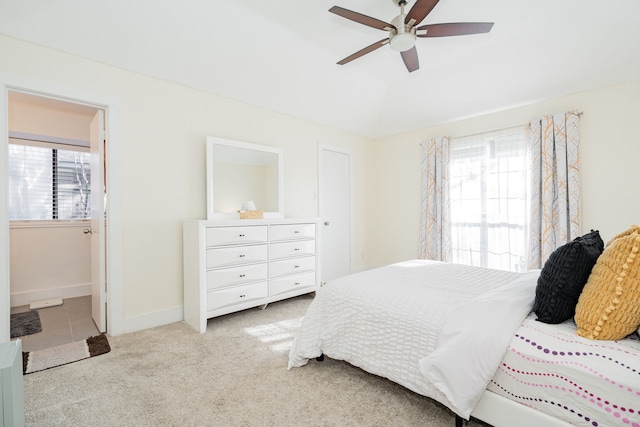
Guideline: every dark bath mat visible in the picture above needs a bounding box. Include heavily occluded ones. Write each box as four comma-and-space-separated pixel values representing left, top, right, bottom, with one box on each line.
10, 311, 42, 338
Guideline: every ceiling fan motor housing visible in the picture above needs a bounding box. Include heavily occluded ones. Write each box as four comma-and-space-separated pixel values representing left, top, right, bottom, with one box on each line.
389, 14, 416, 52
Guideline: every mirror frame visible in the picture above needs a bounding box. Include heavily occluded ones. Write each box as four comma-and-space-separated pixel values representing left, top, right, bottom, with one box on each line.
206, 136, 284, 219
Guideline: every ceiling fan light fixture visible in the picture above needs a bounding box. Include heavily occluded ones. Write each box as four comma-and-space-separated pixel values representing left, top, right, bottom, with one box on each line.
389, 32, 416, 52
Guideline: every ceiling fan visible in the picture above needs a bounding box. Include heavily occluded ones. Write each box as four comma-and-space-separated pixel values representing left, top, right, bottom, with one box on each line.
329, 0, 494, 72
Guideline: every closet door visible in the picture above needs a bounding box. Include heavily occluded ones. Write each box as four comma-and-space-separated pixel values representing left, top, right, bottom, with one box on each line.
318, 144, 352, 284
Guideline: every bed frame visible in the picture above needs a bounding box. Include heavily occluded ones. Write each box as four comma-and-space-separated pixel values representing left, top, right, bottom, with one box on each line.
316, 355, 572, 427
464, 390, 573, 427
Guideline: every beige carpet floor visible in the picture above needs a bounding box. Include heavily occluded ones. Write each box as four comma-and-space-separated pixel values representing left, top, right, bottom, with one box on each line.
24, 293, 490, 426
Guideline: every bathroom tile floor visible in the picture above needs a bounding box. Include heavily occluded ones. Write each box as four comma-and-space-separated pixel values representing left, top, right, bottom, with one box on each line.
11, 296, 100, 352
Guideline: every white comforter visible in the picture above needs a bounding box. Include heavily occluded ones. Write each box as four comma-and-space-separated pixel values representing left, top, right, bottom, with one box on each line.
288, 260, 540, 419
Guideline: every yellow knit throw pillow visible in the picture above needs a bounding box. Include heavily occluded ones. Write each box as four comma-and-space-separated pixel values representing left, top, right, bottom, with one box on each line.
606, 224, 640, 245
575, 230, 640, 340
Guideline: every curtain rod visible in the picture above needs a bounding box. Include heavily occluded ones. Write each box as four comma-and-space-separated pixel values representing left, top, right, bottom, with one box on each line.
449, 123, 525, 142
420, 110, 584, 145
419, 124, 522, 144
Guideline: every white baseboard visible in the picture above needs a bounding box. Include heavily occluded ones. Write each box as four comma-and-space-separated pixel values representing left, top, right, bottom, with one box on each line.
11, 284, 184, 336
10, 283, 91, 307
120, 305, 184, 335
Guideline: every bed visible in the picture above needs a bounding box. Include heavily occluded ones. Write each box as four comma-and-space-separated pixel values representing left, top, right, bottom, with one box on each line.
288, 259, 640, 427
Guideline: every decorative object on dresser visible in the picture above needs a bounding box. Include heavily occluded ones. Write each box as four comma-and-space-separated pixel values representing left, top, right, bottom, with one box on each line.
183, 218, 320, 333
239, 200, 263, 219
238, 210, 263, 219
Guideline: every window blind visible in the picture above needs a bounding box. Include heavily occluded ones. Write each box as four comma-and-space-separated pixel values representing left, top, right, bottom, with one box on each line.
8, 137, 91, 220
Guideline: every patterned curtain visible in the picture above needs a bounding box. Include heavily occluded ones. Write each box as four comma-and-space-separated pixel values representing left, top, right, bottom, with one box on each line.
528, 112, 581, 269
419, 137, 452, 261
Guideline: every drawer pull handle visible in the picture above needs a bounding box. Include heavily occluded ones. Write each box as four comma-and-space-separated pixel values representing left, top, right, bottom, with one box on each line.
239, 294, 246, 298
294, 230, 300, 234
239, 254, 246, 258
239, 234, 245, 237
295, 282, 301, 286
240, 274, 246, 278
294, 248, 300, 251
294, 265, 300, 269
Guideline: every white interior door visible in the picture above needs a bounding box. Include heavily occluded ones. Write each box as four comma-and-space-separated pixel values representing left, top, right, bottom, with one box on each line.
90, 110, 106, 332
319, 144, 352, 284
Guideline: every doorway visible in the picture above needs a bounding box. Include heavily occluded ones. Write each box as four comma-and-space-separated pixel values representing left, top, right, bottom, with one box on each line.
318, 144, 353, 284
5, 91, 107, 348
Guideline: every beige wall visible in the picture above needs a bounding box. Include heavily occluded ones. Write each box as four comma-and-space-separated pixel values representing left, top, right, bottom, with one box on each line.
0, 35, 370, 330
368, 79, 640, 267
10, 224, 92, 306
3, 32, 638, 332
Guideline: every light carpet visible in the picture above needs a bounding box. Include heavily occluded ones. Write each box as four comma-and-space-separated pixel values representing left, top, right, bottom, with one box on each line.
23, 334, 111, 374
23, 294, 489, 426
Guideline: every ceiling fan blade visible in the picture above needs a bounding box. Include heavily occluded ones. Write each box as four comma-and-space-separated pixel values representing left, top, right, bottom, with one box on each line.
416, 22, 494, 37
329, 6, 394, 31
400, 46, 419, 72
337, 39, 389, 65
405, 0, 440, 26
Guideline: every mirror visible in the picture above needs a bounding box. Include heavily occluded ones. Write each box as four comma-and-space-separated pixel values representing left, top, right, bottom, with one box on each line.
206, 136, 284, 219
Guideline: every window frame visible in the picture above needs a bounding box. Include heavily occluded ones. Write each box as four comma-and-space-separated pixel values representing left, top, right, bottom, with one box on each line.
449, 126, 529, 272
8, 134, 92, 222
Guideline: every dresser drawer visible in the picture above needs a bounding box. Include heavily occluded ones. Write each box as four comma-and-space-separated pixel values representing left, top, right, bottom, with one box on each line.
206, 226, 268, 247
206, 263, 268, 290
207, 282, 268, 312
270, 271, 316, 296
270, 240, 315, 260
206, 244, 267, 268
270, 256, 315, 278
270, 223, 315, 241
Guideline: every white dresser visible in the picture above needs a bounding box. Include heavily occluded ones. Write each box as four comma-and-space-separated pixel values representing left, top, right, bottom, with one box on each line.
183, 218, 319, 333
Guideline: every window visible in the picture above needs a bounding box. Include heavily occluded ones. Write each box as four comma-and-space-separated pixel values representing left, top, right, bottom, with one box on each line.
8, 138, 91, 220
449, 127, 528, 271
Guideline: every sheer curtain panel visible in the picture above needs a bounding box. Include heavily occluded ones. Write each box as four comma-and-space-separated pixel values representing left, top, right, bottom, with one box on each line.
528, 111, 581, 269
419, 138, 451, 261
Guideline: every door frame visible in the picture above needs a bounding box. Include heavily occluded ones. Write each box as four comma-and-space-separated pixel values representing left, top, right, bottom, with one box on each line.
318, 143, 354, 284
0, 75, 124, 341
90, 110, 107, 333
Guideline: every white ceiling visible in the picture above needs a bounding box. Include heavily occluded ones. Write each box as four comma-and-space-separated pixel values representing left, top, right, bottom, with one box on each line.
1, 0, 640, 138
